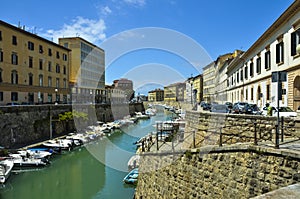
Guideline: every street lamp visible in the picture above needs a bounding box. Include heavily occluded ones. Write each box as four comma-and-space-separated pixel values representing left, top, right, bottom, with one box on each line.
55, 88, 58, 105
190, 78, 194, 105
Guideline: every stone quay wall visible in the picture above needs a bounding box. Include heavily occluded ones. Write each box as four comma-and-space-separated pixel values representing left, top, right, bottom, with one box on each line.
183, 111, 300, 148
0, 103, 144, 149
135, 145, 300, 199
135, 111, 300, 198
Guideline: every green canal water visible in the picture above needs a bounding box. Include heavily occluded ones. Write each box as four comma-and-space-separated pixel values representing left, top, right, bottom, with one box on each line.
0, 107, 172, 199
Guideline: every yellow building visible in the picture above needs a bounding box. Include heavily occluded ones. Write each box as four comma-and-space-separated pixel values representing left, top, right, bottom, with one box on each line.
148, 89, 164, 102
164, 83, 185, 104
0, 20, 70, 105
192, 74, 203, 104
59, 37, 105, 104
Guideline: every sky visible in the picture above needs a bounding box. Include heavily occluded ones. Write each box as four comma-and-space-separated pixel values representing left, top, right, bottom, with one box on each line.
0, 0, 295, 94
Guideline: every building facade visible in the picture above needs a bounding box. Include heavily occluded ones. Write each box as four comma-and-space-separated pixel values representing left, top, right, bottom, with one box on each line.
0, 20, 70, 105
59, 37, 105, 104
113, 78, 134, 101
227, 0, 300, 110
148, 89, 164, 102
164, 82, 185, 104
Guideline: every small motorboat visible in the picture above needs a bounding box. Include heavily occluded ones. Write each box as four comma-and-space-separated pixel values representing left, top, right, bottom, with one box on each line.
11, 156, 49, 168
0, 159, 14, 184
123, 168, 139, 185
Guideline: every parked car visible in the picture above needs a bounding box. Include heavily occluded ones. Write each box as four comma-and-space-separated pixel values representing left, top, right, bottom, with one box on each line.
210, 104, 230, 113
232, 102, 249, 114
247, 103, 262, 115
262, 106, 297, 117
201, 102, 211, 111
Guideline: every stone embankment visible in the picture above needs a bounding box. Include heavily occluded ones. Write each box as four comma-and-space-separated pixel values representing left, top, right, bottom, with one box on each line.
134, 110, 300, 198
0, 103, 144, 149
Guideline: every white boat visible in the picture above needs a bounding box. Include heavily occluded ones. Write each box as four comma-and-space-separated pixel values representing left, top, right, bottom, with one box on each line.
14, 150, 52, 159
135, 112, 150, 119
11, 156, 49, 167
42, 139, 72, 150
0, 159, 14, 184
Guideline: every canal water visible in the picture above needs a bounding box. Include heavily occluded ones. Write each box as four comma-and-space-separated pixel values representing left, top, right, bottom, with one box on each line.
0, 106, 173, 199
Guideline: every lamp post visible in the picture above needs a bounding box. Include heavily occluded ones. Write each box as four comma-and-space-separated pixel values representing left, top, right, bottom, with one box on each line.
55, 88, 58, 105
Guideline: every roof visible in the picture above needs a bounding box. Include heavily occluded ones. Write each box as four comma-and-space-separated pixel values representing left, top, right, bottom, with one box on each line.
0, 20, 70, 51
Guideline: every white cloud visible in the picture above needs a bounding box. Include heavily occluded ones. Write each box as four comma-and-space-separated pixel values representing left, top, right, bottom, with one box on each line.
123, 0, 146, 7
101, 6, 112, 15
41, 16, 106, 45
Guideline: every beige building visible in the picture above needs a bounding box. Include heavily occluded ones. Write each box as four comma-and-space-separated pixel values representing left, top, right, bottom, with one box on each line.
59, 37, 105, 104
164, 82, 185, 104
113, 78, 134, 101
227, 0, 300, 110
148, 89, 164, 102
0, 20, 70, 105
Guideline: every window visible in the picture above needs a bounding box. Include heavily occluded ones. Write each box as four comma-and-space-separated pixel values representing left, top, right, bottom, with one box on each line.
276, 42, 284, 64
245, 89, 248, 100
29, 56, 33, 68
0, 92, 3, 101
56, 64, 60, 73
56, 51, 60, 59
265, 51, 271, 70
39, 59, 43, 70
244, 65, 248, 80
236, 72, 239, 83
39, 74, 43, 86
12, 35, 17, 45
63, 66, 66, 75
250, 62, 253, 77
11, 70, 18, 84
0, 31, 2, 41
28, 41, 34, 51
56, 78, 60, 88
0, 50, 3, 62
48, 61, 52, 72
39, 45, 43, 53
48, 94, 52, 103
11, 53, 18, 65
48, 76, 52, 87
63, 78, 67, 88
0, 68, 2, 82
28, 73, 33, 86
63, 53, 67, 61
251, 87, 254, 100
240, 69, 243, 81
48, 48, 52, 56
256, 57, 261, 74
266, 84, 270, 101
11, 92, 18, 101
291, 28, 300, 56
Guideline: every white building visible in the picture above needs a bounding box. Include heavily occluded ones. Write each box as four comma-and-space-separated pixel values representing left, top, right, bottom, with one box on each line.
227, 1, 300, 110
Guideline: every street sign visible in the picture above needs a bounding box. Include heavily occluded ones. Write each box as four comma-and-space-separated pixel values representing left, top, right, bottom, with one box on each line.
272, 71, 287, 82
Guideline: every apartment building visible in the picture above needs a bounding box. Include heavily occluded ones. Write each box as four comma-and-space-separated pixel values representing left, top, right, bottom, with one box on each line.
227, 0, 300, 110
164, 82, 185, 104
59, 37, 105, 104
148, 88, 164, 102
0, 20, 70, 105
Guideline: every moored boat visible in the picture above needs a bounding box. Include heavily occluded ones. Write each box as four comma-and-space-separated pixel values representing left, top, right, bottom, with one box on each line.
123, 168, 139, 185
0, 159, 14, 184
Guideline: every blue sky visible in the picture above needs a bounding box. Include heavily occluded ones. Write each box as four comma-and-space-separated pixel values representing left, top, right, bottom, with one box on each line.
0, 0, 294, 94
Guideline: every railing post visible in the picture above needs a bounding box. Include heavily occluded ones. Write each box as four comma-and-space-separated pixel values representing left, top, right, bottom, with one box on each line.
281, 116, 284, 142
275, 124, 279, 149
219, 128, 222, 147
142, 139, 145, 152
254, 122, 257, 145
193, 130, 196, 148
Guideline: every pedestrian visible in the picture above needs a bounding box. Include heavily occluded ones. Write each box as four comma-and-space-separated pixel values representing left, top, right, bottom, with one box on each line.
266, 103, 272, 116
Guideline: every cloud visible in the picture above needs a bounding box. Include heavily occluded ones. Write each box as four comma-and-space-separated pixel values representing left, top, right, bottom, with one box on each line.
41, 16, 106, 45
123, 0, 146, 7
101, 6, 112, 15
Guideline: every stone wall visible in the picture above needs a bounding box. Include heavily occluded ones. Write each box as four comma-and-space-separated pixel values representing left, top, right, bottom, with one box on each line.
183, 111, 300, 149
135, 145, 300, 199
0, 103, 144, 148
